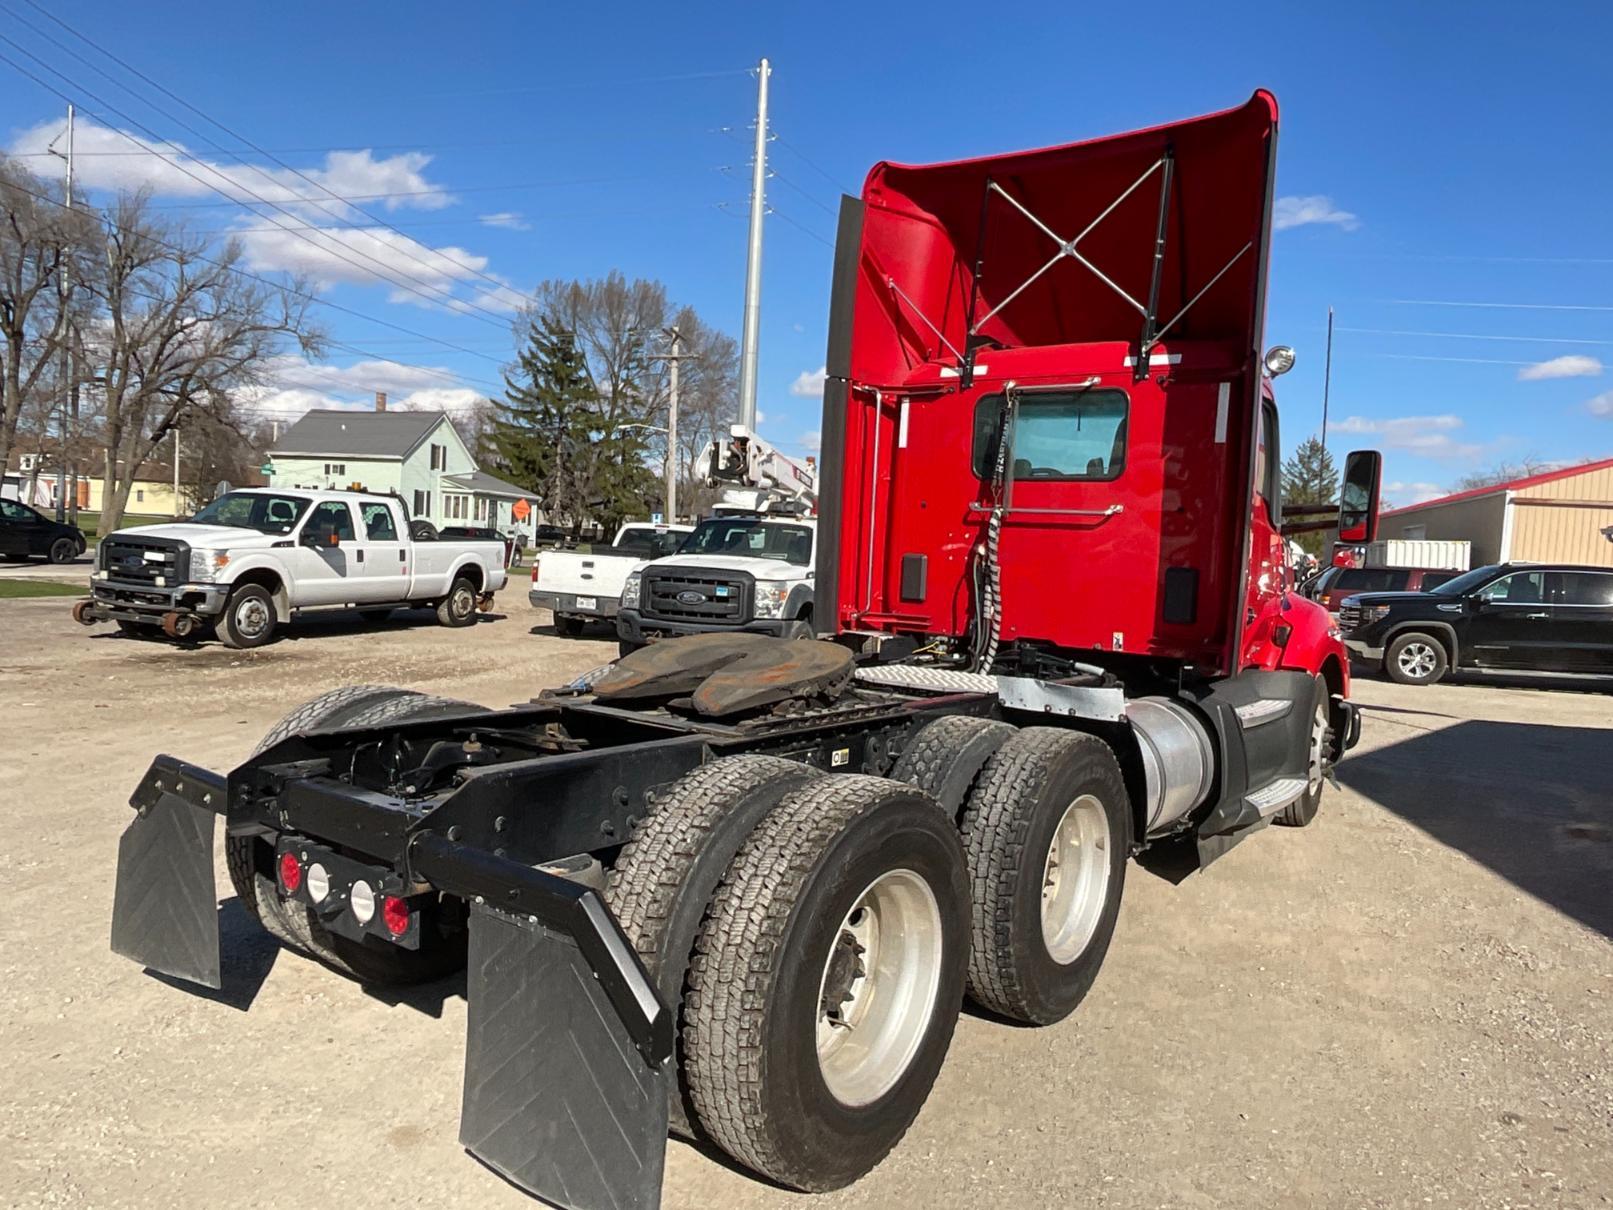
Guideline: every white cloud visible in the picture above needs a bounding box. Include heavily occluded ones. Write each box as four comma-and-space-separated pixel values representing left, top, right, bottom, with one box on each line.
1518, 355, 1602, 381
1384, 480, 1446, 505
800, 431, 821, 454
1273, 195, 1359, 232
1328, 413, 1481, 458
792, 322, 806, 334
754, 408, 766, 426
790, 367, 827, 398
8, 118, 454, 216
478, 211, 531, 231
241, 358, 485, 427
1588, 391, 1613, 417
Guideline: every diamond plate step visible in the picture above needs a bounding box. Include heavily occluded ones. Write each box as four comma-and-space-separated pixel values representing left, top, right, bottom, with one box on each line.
854, 665, 1000, 694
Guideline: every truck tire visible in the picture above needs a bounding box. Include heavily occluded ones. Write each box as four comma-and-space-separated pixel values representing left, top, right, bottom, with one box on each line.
1385, 631, 1448, 685
891, 715, 1017, 815
781, 617, 814, 641
553, 613, 584, 637
218, 583, 278, 649
225, 685, 476, 986
959, 727, 1130, 1025
684, 776, 970, 1191
605, 755, 821, 1135
48, 536, 77, 564
435, 574, 478, 627
1276, 675, 1330, 828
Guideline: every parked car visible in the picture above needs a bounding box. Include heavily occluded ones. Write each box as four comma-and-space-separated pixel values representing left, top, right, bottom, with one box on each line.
0, 498, 86, 564
73, 488, 508, 648
1305, 563, 1464, 614
528, 521, 692, 635
1340, 562, 1613, 684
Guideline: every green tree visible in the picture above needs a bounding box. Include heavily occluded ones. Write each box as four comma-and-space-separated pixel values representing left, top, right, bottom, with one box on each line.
1280, 436, 1339, 556
489, 314, 593, 526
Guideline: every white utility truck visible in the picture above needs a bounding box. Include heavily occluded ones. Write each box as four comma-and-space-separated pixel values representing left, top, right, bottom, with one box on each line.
527, 522, 692, 635
616, 426, 818, 653
73, 488, 508, 647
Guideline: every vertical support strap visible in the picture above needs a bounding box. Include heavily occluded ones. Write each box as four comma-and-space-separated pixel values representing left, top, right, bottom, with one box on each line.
1137, 144, 1176, 380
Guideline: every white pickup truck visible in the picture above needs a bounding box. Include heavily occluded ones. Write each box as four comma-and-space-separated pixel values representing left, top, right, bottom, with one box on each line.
73, 488, 508, 648
527, 521, 690, 636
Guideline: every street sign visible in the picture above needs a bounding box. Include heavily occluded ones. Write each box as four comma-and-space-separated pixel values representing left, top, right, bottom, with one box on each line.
260, 463, 274, 475
512, 498, 531, 522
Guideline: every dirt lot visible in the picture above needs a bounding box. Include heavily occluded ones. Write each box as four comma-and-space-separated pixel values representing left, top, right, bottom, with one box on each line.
2, 592, 1610, 1209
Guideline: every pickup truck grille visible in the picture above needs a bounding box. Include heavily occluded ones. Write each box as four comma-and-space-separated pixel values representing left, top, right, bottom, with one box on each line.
101, 536, 185, 585
642, 570, 747, 622
1337, 604, 1362, 633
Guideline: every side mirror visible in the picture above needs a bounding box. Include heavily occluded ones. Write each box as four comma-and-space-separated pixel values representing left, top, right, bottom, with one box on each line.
1338, 449, 1382, 544
327, 531, 341, 548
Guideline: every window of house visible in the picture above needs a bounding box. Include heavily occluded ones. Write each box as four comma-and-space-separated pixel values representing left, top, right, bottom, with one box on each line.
361, 502, 398, 540
135, 489, 144, 502
972, 390, 1128, 482
429, 443, 447, 471
1402, 524, 1427, 540
323, 463, 346, 477
413, 489, 426, 516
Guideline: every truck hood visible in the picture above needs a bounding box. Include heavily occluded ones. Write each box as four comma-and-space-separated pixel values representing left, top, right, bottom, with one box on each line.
1341, 591, 1446, 608
637, 554, 812, 581
116, 523, 285, 549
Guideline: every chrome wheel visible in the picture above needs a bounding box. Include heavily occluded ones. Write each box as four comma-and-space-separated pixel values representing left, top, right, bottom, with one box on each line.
1040, 794, 1111, 965
451, 586, 474, 619
1306, 692, 1330, 794
234, 596, 270, 639
815, 868, 944, 1108
1396, 640, 1437, 680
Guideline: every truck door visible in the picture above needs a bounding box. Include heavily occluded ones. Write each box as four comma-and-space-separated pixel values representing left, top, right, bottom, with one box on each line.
1464, 569, 1556, 668
289, 499, 360, 606
1549, 570, 1613, 670
354, 499, 409, 603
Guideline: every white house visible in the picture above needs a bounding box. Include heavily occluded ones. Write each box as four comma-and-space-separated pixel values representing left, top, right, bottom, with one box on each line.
267, 406, 539, 541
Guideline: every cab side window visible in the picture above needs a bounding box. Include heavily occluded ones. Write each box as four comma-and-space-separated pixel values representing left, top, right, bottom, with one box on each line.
1480, 571, 1547, 604
361, 502, 398, 540
1556, 571, 1613, 606
306, 501, 356, 543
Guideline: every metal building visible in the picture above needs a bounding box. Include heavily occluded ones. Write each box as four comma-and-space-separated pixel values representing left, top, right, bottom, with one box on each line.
1378, 457, 1613, 567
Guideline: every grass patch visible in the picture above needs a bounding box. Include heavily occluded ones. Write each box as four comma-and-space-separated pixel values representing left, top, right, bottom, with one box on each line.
0, 579, 86, 598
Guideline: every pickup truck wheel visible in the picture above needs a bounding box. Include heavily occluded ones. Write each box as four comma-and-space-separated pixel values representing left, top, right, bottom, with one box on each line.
48, 536, 77, 564
891, 715, 1017, 815
1385, 631, 1448, 685
436, 575, 478, 627
1276, 676, 1330, 827
959, 728, 1130, 1025
684, 776, 969, 1191
553, 613, 584, 637
605, 755, 821, 1137
781, 617, 814, 641
219, 584, 277, 649
225, 685, 475, 986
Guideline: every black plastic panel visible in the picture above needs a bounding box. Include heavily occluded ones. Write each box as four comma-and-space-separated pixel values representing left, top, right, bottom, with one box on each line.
110, 789, 221, 988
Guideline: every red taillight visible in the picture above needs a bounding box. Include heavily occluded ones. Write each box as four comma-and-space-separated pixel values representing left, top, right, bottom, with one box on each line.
279, 851, 303, 894
382, 895, 412, 937
530, 560, 540, 583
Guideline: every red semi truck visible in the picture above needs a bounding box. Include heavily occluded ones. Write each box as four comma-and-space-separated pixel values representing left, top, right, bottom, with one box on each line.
110, 92, 1379, 1210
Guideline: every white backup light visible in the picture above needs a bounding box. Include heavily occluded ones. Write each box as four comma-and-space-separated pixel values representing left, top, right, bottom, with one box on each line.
350, 879, 377, 925
306, 862, 330, 904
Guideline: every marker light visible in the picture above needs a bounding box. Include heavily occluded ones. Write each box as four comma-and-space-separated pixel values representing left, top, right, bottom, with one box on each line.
1263, 345, 1296, 377
305, 862, 330, 904
278, 852, 302, 894
350, 879, 377, 925
382, 896, 411, 937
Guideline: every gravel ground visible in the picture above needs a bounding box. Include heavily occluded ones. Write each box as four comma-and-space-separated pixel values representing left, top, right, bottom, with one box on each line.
1, 592, 1610, 1209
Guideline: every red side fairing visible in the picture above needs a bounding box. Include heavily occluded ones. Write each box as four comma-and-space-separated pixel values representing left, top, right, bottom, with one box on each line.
829, 94, 1278, 675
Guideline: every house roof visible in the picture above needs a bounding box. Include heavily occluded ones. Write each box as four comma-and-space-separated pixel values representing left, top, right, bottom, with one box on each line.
443, 469, 537, 499
1382, 456, 1613, 517
271, 409, 446, 459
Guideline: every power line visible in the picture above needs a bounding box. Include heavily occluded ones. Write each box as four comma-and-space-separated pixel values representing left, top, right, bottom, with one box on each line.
768, 205, 834, 249
769, 164, 838, 220
1336, 326, 1613, 347
773, 130, 856, 197
145, 176, 651, 208
16, 0, 536, 311
0, 27, 520, 329
1387, 298, 1613, 313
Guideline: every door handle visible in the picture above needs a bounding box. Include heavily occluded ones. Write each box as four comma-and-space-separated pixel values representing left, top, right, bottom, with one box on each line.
398, 550, 406, 562
1524, 611, 1548, 619
356, 550, 365, 563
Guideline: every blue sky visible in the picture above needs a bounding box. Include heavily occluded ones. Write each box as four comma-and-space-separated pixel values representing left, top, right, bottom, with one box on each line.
3, 1, 1610, 505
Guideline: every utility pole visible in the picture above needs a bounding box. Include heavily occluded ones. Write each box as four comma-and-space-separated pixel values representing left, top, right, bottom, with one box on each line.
172, 428, 181, 516
50, 104, 75, 522
665, 328, 681, 523
737, 57, 770, 431
1320, 305, 1334, 456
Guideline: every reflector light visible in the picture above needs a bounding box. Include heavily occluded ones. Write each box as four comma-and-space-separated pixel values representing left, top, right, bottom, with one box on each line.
382, 896, 411, 937
306, 862, 330, 903
351, 879, 376, 925
279, 851, 302, 894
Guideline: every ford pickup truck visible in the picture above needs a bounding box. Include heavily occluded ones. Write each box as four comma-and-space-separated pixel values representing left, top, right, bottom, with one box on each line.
73, 488, 508, 647
528, 521, 690, 636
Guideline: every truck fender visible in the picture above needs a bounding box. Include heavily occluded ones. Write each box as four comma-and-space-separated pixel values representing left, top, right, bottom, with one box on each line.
447, 555, 485, 592
226, 562, 291, 622
1383, 618, 1460, 665
785, 582, 815, 621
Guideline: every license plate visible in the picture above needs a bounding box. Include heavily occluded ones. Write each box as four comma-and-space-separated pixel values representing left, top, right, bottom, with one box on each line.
574, 596, 597, 611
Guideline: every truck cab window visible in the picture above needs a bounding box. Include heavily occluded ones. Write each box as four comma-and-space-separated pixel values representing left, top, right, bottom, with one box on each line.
305, 500, 356, 544
972, 389, 1128, 482
361, 502, 398, 540
1256, 399, 1280, 524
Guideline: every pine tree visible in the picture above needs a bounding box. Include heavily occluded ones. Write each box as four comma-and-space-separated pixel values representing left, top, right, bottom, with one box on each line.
1280, 436, 1340, 556
489, 315, 596, 530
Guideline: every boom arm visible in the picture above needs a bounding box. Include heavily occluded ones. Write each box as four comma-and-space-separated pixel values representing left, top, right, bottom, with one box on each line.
701, 424, 817, 513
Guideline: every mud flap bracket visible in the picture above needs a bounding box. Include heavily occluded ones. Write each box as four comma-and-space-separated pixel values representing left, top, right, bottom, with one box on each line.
461, 903, 672, 1210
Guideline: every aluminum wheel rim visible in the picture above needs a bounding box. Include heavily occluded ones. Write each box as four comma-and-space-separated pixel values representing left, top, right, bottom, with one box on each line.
452, 587, 474, 618
1307, 693, 1329, 794
235, 596, 270, 638
1040, 795, 1111, 965
815, 868, 943, 1108
1397, 641, 1436, 679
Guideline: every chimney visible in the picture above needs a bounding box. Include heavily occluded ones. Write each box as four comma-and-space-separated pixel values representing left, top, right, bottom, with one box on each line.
375, 391, 387, 412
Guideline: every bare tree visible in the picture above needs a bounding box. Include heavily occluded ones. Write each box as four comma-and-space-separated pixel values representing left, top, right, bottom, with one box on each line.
0, 156, 94, 478
666, 304, 739, 516
87, 193, 324, 532
1450, 455, 1565, 492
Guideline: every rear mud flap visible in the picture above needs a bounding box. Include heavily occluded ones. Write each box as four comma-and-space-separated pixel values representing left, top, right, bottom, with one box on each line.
110, 763, 223, 988
462, 903, 672, 1210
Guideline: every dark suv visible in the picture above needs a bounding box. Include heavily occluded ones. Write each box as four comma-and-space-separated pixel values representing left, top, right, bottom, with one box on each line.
1340, 563, 1613, 684
1303, 564, 1464, 614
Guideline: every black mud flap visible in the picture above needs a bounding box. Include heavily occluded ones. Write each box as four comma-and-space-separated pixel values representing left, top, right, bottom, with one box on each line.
461, 903, 672, 1210
110, 759, 225, 989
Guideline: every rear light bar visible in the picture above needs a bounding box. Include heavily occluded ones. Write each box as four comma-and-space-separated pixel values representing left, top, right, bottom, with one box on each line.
278, 851, 302, 894
273, 837, 421, 949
